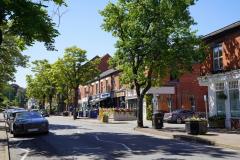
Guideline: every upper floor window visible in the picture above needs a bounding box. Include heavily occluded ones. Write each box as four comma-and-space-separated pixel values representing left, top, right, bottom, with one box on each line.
96, 83, 99, 94
213, 44, 223, 71
100, 81, 103, 93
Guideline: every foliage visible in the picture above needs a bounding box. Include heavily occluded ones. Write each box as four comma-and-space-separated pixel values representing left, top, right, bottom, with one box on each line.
54, 46, 99, 108
26, 46, 99, 112
185, 116, 207, 122
26, 60, 56, 113
100, 0, 206, 127
0, 30, 28, 86
146, 94, 153, 120
0, 0, 66, 50
208, 115, 225, 121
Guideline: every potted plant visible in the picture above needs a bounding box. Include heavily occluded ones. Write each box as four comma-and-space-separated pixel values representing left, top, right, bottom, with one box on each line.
101, 112, 109, 123
185, 117, 208, 135
208, 115, 225, 128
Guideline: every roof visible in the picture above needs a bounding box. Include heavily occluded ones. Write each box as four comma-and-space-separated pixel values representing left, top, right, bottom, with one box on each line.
86, 68, 119, 84
203, 21, 240, 40
99, 68, 118, 78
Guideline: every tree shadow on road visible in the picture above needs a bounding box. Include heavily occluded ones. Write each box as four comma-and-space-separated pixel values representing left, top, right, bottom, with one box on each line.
9, 123, 239, 160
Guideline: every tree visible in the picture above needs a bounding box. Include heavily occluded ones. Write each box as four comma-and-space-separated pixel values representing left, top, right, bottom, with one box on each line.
26, 60, 56, 114
56, 46, 99, 110
101, 0, 206, 127
0, 31, 28, 88
0, 0, 66, 50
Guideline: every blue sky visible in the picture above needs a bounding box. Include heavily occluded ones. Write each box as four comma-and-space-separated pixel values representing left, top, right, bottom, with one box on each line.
15, 0, 240, 88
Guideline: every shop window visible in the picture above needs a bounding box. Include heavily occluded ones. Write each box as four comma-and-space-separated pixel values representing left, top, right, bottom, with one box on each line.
213, 44, 223, 72
229, 81, 240, 117
215, 82, 225, 115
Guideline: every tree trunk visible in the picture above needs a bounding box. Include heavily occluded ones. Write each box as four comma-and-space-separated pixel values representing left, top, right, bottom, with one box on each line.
49, 95, 52, 115
137, 95, 144, 128
74, 87, 78, 109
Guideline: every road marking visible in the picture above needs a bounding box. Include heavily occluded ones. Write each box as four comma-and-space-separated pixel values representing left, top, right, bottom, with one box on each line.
95, 135, 132, 152
20, 149, 29, 160
15, 141, 22, 148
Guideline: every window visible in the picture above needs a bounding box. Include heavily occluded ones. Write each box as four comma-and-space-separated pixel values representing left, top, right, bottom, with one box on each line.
229, 81, 240, 117
106, 80, 110, 92
100, 81, 103, 93
215, 82, 225, 115
112, 77, 115, 90
96, 83, 99, 94
213, 44, 223, 71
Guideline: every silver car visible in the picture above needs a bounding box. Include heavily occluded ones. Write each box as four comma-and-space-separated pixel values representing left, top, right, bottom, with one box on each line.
12, 112, 49, 137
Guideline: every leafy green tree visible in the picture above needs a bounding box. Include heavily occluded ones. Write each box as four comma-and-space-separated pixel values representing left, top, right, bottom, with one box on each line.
26, 60, 56, 113
101, 0, 206, 127
0, 0, 66, 50
56, 46, 99, 109
0, 31, 28, 87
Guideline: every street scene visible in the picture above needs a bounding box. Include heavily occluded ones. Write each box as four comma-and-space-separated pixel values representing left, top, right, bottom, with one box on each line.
1, 0, 240, 160
5, 115, 240, 160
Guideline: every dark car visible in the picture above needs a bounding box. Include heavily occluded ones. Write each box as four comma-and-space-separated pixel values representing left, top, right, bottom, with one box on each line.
7, 109, 27, 129
11, 111, 49, 137
39, 109, 49, 117
163, 109, 194, 124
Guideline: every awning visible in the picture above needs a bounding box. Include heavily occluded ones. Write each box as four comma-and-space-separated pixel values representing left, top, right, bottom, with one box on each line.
147, 87, 175, 94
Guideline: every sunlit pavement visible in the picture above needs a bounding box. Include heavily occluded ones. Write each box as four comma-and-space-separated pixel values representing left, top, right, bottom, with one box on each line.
8, 116, 240, 160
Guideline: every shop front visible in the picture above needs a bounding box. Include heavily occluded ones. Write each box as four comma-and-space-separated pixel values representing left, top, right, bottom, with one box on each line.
199, 70, 240, 129
113, 90, 126, 108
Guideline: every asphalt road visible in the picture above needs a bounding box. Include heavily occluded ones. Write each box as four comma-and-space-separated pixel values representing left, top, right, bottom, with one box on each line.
8, 116, 240, 160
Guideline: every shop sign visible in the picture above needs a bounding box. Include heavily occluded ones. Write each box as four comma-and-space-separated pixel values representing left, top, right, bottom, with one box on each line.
100, 93, 110, 99
114, 91, 125, 97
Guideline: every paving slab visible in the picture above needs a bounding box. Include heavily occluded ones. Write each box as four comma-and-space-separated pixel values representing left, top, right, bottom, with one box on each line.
0, 113, 9, 160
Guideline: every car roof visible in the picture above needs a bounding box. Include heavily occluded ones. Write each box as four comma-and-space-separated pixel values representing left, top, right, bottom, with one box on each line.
10, 110, 27, 113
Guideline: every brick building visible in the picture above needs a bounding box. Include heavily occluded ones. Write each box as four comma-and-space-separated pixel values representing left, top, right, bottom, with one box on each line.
198, 21, 240, 129
79, 54, 125, 113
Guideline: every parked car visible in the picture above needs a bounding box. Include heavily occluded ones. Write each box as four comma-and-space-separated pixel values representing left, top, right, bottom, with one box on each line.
163, 109, 194, 124
11, 111, 49, 137
6, 109, 27, 127
39, 109, 49, 117
7, 109, 28, 133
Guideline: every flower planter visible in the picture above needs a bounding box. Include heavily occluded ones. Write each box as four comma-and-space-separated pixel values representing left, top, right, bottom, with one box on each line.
209, 119, 225, 128
113, 111, 136, 121
185, 120, 208, 135
101, 115, 109, 123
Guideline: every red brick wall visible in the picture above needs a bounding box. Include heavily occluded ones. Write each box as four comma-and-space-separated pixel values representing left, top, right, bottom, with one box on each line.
201, 31, 240, 75
98, 54, 111, 72
158, 64, 208, 112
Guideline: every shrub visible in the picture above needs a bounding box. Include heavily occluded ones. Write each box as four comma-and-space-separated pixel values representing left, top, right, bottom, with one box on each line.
208, 115, 225, 121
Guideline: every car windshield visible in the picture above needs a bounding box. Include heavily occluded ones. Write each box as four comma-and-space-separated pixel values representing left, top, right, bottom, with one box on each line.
16, 112, 43, 120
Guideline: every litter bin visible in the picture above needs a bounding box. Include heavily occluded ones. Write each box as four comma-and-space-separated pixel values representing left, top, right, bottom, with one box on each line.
152, 111, 164, 129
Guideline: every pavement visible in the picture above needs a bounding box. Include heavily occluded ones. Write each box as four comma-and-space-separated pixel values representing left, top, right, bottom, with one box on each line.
134, 120, 240, 151
0, 113, 10, 160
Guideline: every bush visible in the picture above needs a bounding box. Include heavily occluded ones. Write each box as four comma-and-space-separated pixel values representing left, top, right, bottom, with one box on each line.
208, 115, 225, 121
146, 94, 153, 120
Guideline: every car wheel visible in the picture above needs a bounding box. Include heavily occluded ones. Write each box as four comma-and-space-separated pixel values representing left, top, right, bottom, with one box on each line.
176, 118, 182, 124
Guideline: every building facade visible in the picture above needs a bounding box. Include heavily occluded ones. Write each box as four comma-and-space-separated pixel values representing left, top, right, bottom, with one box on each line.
147, 64, 208, 113
198, 21, 240, 129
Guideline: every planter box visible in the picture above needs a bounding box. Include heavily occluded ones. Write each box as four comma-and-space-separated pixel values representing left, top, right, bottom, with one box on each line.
185, 120, 208, 135
113, 112, 137, 121
209, 119, 225, 128
101, 115, 109, 123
